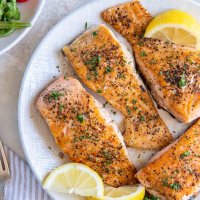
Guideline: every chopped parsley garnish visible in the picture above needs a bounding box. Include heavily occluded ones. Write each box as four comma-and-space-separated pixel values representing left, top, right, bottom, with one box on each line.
170, 183, 181, 191
195, 153, 200, 157
178, 73, 186, 87
144, 196, 160, 200
162, 178, 168, 186
159, 70, 163, 76
76, 114, 84, 123
140, 51, 147, 57
180, 151, 190, 158
105, 160, 112, 165
92, 31, 98, 36
85, 56, 101, 78
105, 66, 112, 73
140, 115, 145, 121
85, 22, 88, 30
132, 99, 137, 104
49, 91, 64, 100
86, 75, 91, 80
97, 89, 102, 93
133, 106, 138, 111
126, 106, 131, 115
71, 48, 76, 52
59, 104, 64, 112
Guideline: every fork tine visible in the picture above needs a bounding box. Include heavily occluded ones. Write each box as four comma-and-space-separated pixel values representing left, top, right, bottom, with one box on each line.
0, 140, 10, 174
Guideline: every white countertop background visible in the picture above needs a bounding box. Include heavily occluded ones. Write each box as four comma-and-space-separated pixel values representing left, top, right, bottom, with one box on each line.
0, 0, 90, 159
0, 0, 199, 159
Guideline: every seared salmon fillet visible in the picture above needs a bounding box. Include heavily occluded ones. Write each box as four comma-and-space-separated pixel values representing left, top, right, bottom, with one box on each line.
102, 2, 200, 123
134, 38, 200, 123
36, 76, 136, 187
102, 1, 152, 47
136, 119, 200, 200
63, 24, 172, 150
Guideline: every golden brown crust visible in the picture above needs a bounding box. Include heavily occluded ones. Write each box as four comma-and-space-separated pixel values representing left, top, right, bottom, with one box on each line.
134, 38, 200, 123
136, 119, 200, 200
63, 24, 172, 150
36, 76, 136, 187
102, 1, 152, 46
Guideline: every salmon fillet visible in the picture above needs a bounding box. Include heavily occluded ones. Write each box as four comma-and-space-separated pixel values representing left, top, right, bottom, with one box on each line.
36, 76, 136, 187
102, 2, 200, 123
102, 1, 152, 47
134, 38, 200, 123
63, 24, 172, 150
136, 119, 200, 200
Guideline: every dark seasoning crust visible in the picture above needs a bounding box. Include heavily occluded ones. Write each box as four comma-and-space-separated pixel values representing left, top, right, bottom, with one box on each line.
102, 1, 152, 46
136, 38, 200, 103
136, 120, 200, 200
38, 77, 136, 187
64, 24, 172, 150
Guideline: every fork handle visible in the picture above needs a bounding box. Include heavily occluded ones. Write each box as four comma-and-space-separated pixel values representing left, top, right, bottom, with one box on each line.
0, 183, 4, 200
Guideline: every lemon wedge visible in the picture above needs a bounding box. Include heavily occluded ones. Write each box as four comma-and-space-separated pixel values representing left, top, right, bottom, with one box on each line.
145, 10, 200, 49
87, 185, 145, 200
43, 163, 104, 197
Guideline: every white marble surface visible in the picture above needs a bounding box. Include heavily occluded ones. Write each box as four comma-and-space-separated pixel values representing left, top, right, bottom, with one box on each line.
0, 0, 90, 159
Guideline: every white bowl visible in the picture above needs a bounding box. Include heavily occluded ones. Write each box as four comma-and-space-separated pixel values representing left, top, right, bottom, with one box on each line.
0, 0, 45, 56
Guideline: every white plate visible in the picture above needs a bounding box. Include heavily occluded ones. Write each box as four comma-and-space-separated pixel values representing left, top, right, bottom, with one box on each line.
0, 0, 45, 56
18, 0, 200, 199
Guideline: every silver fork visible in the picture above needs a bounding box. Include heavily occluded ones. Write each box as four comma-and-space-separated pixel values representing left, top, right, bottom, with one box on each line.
0, 140, 10, 200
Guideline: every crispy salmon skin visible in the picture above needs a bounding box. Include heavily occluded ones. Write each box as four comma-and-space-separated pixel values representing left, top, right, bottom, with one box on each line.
136, 119, 200, 200
102, 1, 152, 47
36, 76, 136, 187
134, 38, 200, 123
63, 24, 172, 150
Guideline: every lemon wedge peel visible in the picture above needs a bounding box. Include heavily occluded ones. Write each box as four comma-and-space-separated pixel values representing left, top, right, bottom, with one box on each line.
145, 10, 200, 49
87, 185, 145, 200
43, 163, 104, 198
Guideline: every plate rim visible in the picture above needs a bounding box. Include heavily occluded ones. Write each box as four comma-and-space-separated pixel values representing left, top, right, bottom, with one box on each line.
0, 0, 46, 56
18, 0, 200, 199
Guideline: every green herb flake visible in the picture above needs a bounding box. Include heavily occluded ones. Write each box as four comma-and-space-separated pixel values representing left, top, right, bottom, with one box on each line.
105, 160, 112, 165
59, 104, 64, 112
170, 183, 181, 191
87, 75, 91, 80
178, 73, 186, 87
132, 99, 137, 104
49, 91, 64, 100
133, 106, 138, 111
105, 66, 112, 73
162, 178, 168, 186
180, 151, 190, 158
144, 196, 160, 200
126, 106, 131, 115
71, 48, 77, 52
97, 89, 102, 93
140, 115, 145, 121
140, 51, 147, 57
159, 70, 163, 76
76, 114, 84, 123
92, 31, 98, 36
